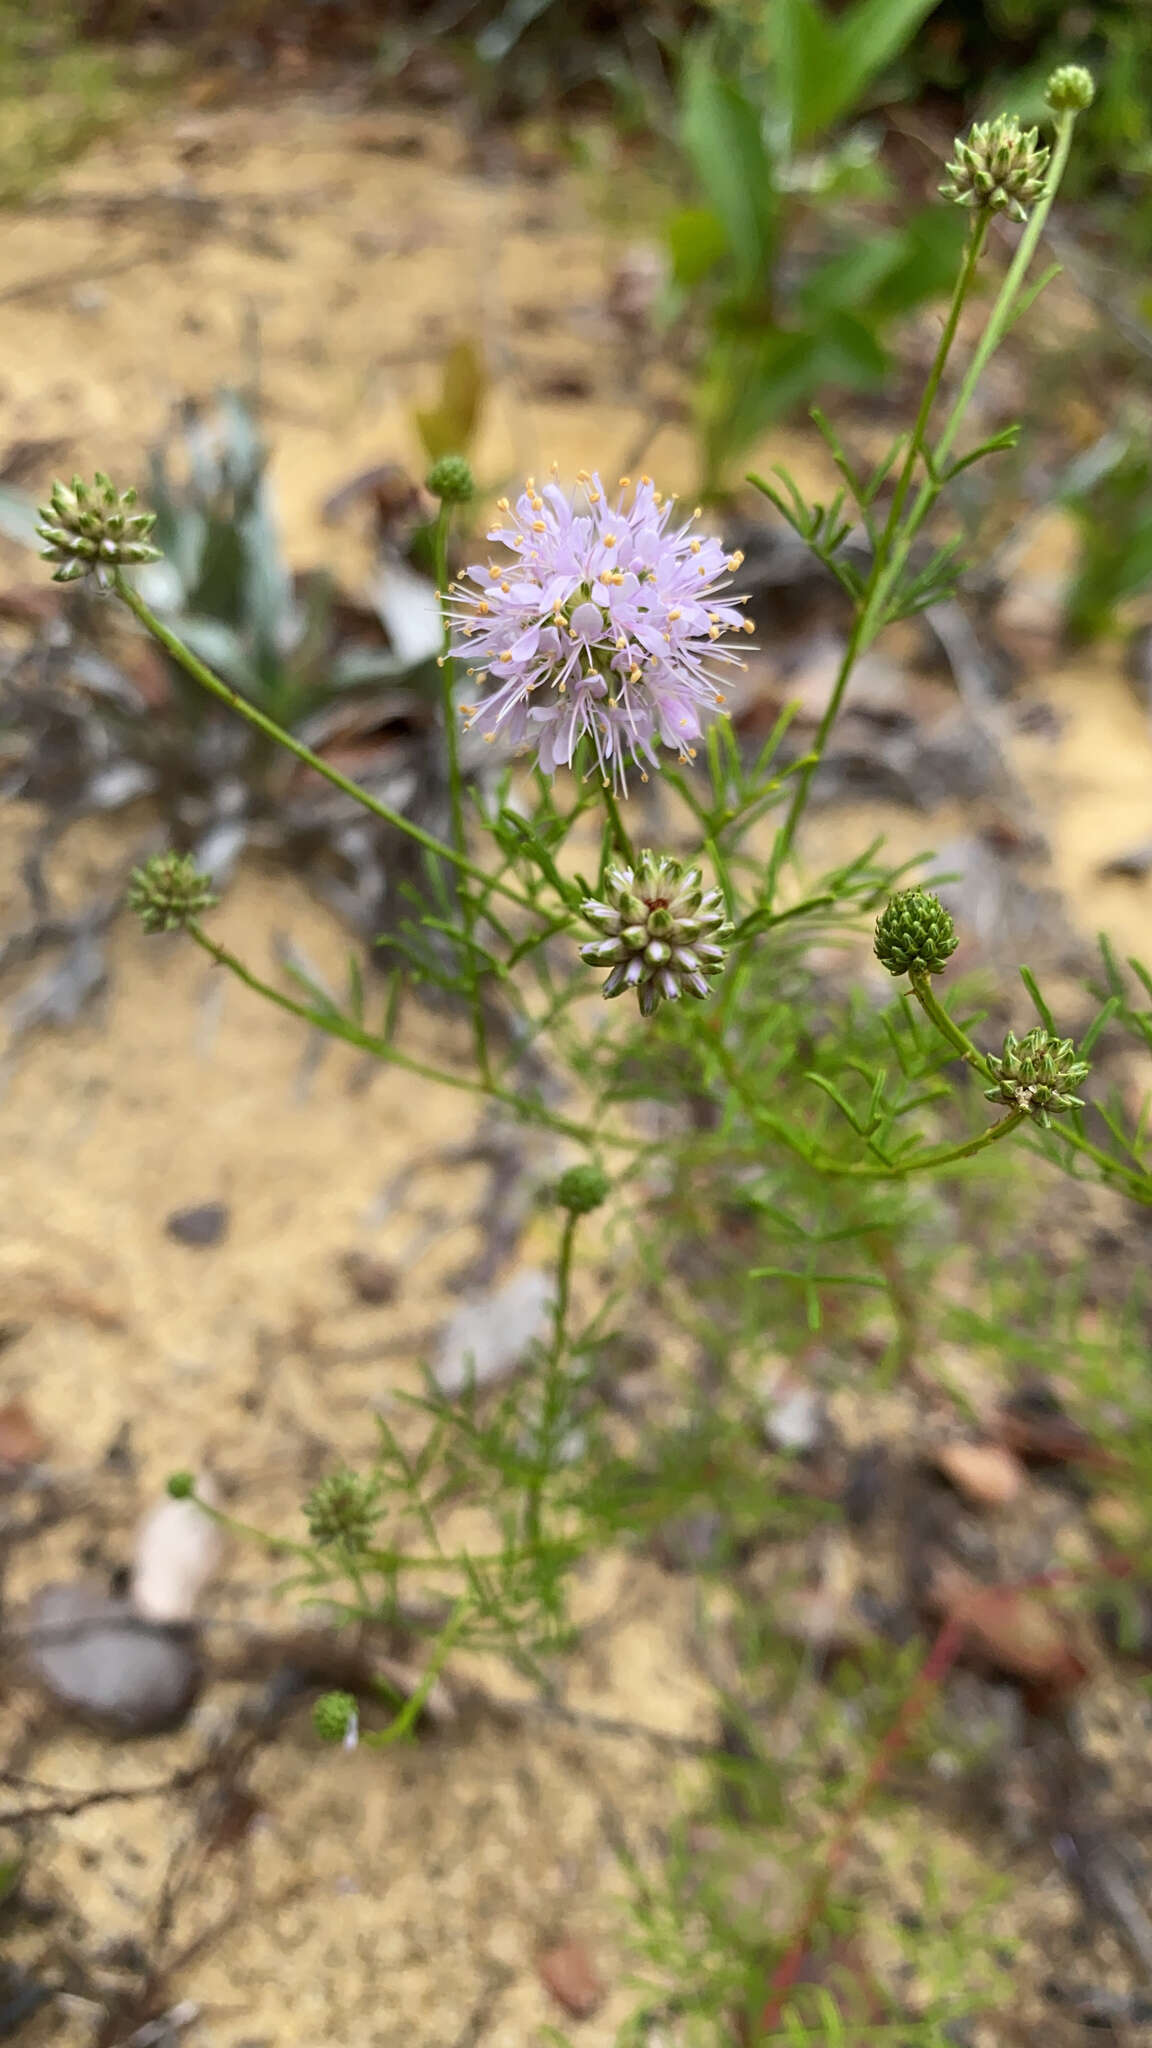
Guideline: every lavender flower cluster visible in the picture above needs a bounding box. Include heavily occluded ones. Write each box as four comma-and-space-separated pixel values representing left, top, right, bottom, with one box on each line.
444, 471, 753, 790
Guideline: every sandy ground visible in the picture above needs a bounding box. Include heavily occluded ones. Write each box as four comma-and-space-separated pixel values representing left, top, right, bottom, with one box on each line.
2, 78, 1152, 2048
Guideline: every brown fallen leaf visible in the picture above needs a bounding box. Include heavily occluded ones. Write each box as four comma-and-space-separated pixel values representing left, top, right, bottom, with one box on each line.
934, 1439, 1025, 1508
0, 1400, 49, 1467
928, 1563, 1090, 1703
538, 1938, 604, 2019
996, 1402, 1123, 1473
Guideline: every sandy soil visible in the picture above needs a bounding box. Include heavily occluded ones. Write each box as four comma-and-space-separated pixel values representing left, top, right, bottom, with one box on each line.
2, 78, 1152, 2048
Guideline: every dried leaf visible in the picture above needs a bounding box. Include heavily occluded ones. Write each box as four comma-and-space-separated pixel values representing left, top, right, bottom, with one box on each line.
0, 1400, 49, 1467
928, 1563, 1090, 1700
537, 1939, 604, 2019
934, 1439, 1025, 1507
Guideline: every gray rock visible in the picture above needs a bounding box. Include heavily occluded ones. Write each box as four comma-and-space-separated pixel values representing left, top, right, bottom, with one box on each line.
24, 1582, 202, 1734
433, 1267, 555, 1395
165, 1202, 230, 1249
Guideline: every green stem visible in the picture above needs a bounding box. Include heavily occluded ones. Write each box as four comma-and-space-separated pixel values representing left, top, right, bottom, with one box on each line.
113, 571, 534, 917
768, 119, 1081, 890
600, 782, 635, 867
872, 111, 1078, 621
524, 1209, 578, 1551
367, 1600, 470, 1749
185, 922, 642, 1153
433, 502, 491, 1085
869, 214, 990, 591
907, 968, 996, 1081
766, 221, 988, 892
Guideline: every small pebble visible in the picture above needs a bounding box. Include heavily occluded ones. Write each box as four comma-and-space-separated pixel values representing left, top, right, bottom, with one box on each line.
25, 1582, 202, 1734
165, 1202, 230, 1248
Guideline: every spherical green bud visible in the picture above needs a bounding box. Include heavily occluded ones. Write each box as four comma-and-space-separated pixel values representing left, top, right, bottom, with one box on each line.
36, 471, 162, 590
313, 1690, 359, 1745
555, 1164, 611, 1217
873, 888, 958, 978
304, 1469, 379, 1551
166, 1471, 195, 1500
127, 852, 217, 935
940, 115, 1050, 224
1045, 64, 1095, 114
983, 1026, 1089, 1127
425, 454, 475, 504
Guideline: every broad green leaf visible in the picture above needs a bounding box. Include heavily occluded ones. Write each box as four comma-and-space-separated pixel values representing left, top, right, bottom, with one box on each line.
680, 38, 776, 296
666, 204, 730, 290
777, 0, 943, 145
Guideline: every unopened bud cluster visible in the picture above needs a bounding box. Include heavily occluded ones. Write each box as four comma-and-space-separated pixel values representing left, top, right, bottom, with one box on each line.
555, 1164, 610, 1217
127, 852, 217, 934
426, 454, 475, 504
941, 115, 1050, 223
984, 1027, 1088, 1127
580, 853, 733, 1017
304, 1469, 379, 1551
1045, 64, 1094, 113
874, 889, 958, 979
313, 1690, 359, 1746
37, 473, 162, 589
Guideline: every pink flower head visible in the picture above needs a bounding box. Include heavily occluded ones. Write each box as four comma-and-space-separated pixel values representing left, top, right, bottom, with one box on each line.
445, 471, 753, 792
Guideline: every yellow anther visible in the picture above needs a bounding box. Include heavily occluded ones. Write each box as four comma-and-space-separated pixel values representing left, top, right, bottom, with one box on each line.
641, 474, 652, 486
484, 732, 496, 743
532, 520, 546, 532
629, 666, 641, 682
497, 497, 510, 511
501, 651, 513, 663
618, 475, 631, 489
728, 550, 745, 571
744, 618, 755, 633
668, 608, 682, 621
603, 534, 616, 547
587, 489, 601, 503
690, 539, 701, 554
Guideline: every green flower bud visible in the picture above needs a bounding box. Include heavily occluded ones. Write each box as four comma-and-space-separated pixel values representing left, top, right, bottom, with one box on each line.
1045, 65, 1095, 114
127, 852, 217, 935
313, 1690, 359, 1745
580, 852, 733, 1017
426, 454, 475, 504
304, 1469, 379, 1551
940, 115, 1050, 224
555, 1164, 611, 1217
873, 888, 958, 978
36, 471, 162, 590
166, 1471, 195, 1500
983, 1026, 1089, 1127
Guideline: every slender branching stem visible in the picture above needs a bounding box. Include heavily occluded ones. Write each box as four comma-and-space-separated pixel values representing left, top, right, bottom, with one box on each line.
113, 570, 536, 917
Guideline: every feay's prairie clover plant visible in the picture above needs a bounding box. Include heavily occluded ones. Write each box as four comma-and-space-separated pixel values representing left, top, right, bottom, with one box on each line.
43, 62, 1152, 2027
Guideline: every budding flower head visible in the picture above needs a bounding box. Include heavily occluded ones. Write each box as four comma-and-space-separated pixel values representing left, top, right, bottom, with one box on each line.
37, 472, 162, 590
1045, 64, 1095, 114
580, 851, 733, 1017
166, 1471, 195, 1500
984, 1026, 1089, 1127
555, 1163, 610, 1217
304, 1469, 379, 1551
874, 888, 958, 978
426, 453, 475, 504
941, 115, 1050, 224
127, 852, 217, 935
313, 1690, 359, 1747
